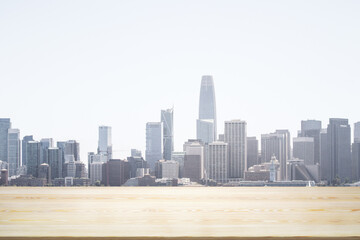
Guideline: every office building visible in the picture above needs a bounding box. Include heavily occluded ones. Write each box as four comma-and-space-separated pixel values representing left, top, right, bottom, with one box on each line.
207, 141, 228, 184
197, 75, 217, 143
0, 118, 11, 163
38, 163, 51, 184
22, 135, 34, 166
98, 126, 112, 161
247, 137, 259, 170
27, 141, 41, 177
183, 140, 204, 181
48, 147, 62, 179
0, 169, 9, 186
299, 120, 322, 164
145, 122, 163, 171
102, 159, 130, 186
127, 156, 148, 178
354, 122, 360, 142
161, 160, 179, 179
131, 149, 142, 157
64, 140, 80, 161
90, 162, 103, 185
326, 118, 351, 183
293, 137, 315, 165
7, 129, 20, 177
352, 142, 360, 181
224, 120, 247, 179
319, 129, 329, 181
40, 138, 53, 164
171, 151, 185, 178
161, 108, 174, 160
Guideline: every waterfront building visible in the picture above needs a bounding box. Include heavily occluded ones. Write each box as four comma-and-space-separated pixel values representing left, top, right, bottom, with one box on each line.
22, 135, 34, 166
247, 137, 259, 169
183, 140, 204, 182
171, 151, 185, 178
127, 156, 148, 178
38, 163, 51, 184
352, 142, 360, 181
145, 122, 163, 171
196, 119, 215, 144
102, 159, 130, 186
98, 126, 112, 161
0, 118, 11, 164
293, 137, 315, 165
0, 169, 8, 186
224, 120, 247, 179
7, 129, 20, 177
40, 138, 53, 164
64, 140, 80, 161
161, 108, 174, 160
27, 141, 41, 177
90, 162, 103, 185
319, 128, 329, 181
207, 141, 228, 184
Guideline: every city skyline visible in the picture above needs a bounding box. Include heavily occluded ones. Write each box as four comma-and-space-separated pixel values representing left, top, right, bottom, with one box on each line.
0, 1, 359, 161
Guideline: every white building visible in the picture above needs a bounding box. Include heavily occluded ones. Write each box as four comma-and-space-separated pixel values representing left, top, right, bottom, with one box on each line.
224, 120, 247, 179
90, 162, 103, 185
207, 141, 228, 183
161, 160, 179, 179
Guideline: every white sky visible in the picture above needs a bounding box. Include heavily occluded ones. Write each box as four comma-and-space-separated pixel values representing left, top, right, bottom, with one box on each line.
1, 0, 359, 161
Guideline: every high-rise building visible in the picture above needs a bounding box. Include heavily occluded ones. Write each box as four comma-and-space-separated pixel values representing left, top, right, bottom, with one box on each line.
27, 141, 41, 177
196, 119, 215, 144
171, 152, 185, 178
0, 118, 11, 163
354, 122, 360, 143
161, 160, 179, 179
98, 126, 112, 161
319, 128, 329, 181
48, 147, 62, 179
351, 142, 360, 182
64, 140, 80, 161
197, 75, 217, 143
102, 159, 130, 186
183, 140, 204, 182
293, 137, 315, 165
261, 130, 290, 181
161, 108, 174, 160
299, 120, 322, 164
40, 138, 53, 164
38, 163, 51, 184
90, 162, 103, 185
22, 135, 34, 166
224, 120, 247, 179
326, 118, 352, 183
247, 137, 259, 170
145, 122, 163, 171
207, 141, 228, 184
131, 149, 142, 157
127, 156, 147, 178
7, 129, 20, 177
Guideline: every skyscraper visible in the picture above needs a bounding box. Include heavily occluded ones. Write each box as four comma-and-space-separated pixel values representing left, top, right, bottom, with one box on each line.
207, 142, 228, 184
354, 122, 360, 142
247, 137, 259, 170
64, 140, 80, 161
183, 140, 204, 182
48, 147, 63, 179
319, 129, 329, 181
145, 122, 163, 171
224, 120, 247, 179
196, 119, 215, 144
0, 118, 11, 163
27, 141, 41, 177
7, 129, 20, 177
197, 75, 217, 143
98, 126, 112, 161
326, 118, 351, 183
40, 138, 53, 164
161, 108, 174, 160
22, 135, 34, 166
293, 137, 315, 165
300, 120, 322, 164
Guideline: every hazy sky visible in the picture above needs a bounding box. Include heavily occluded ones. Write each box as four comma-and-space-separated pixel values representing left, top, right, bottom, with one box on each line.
1, 0, 359, 161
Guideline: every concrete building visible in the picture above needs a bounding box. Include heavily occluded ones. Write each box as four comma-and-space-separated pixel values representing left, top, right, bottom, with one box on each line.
0, 169, 8, 186
293, 137, 315, 165
22, 135, 34, 167
0, 118, 11, 165
48, 147, 62, 179
354, 122, 360, 143
325, 118, 352, 183
352, 142, 360, 182
224, 120, 247, 179
27, 141, 41, 178
207, 142, 228, 184
299, 120, 322, 164
161, 108, 174, 160
131, 149, 142, 157
90, 162, 103, 185
244, 164, 270, 181
247, 137, 259, 169
102, 159, 130, 186
286, 159, 320, 182
196, 119, 215, 144
171, 151, 185, 178
183, 140, 204, 182
75, 161, 87, 178
7, 129, 20, 177
319, 128, 329, 181
127, 156, 148, 178
98, 126, 112, 161
145, 122, 163, 171
38, 163, 51, 184
161, 160, 179, 179
64, 140, 80, 161
40, 138, 53, 164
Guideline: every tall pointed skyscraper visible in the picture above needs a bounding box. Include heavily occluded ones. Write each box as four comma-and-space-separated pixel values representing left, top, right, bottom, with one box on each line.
197, 75, 217, 143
